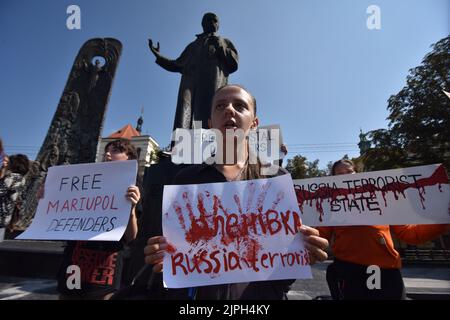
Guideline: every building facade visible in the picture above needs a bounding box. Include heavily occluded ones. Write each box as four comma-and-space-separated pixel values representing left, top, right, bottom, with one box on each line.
95, 124, 159, 177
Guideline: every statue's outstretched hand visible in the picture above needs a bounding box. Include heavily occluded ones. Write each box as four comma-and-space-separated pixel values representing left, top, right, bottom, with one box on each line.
148, 39, 160, 57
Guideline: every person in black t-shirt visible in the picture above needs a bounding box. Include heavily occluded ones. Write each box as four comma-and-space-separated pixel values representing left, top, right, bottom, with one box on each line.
143, 85, 329, 300
57, 139, 141, 300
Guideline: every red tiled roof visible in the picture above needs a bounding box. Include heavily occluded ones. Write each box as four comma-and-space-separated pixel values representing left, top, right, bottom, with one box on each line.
108, 124, 140, 139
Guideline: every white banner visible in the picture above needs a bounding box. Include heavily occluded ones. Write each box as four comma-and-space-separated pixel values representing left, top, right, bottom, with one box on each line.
293, 164, 450, 227
17, 160, 137, 241
171, 124, 284, 165
251, 124, 284, 164
162, 174, 312, 289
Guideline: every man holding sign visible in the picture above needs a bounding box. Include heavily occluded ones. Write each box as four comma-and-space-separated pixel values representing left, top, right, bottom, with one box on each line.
317, 159, 450, 300
144, 85, 329, 299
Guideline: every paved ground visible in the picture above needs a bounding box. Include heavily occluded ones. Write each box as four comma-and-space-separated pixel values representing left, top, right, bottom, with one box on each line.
288, 260, 331, 299
288, 261, 450, 300
401, 264, 450, 298
0, 261, 448, 300
0, 277, 58, 300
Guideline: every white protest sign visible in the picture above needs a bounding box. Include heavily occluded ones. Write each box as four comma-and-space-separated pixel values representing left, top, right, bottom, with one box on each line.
162, 174, 312, 289
294, 164, 450, 227
17, 160, 137, 241
171, 127, 216, 165
171, 124, 284, 165
250, 124, 284, 164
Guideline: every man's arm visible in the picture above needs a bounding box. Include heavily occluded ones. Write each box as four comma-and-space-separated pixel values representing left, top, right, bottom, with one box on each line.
123, 185, 141, 243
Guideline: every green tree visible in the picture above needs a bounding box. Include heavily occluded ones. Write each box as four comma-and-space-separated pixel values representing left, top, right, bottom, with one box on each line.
364, 36, 450, 171
285, 155, 307, 179
149, 146, 161, 164
305, 159, 327, 178
361, 129, 406, 171
285, 155, 326, 179
325, 161, 334, 175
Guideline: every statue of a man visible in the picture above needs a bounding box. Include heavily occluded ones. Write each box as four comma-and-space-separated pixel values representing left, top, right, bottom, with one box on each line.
83, 58, 103, 93
148, 12, 239, 130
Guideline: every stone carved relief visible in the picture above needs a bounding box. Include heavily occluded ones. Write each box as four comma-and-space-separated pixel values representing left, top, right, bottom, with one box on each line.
17, 38, 122, 229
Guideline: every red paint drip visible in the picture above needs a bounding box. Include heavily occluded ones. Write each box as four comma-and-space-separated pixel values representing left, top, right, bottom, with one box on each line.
182, 192, 196, 221
245, 182, 256, 213
197, 193, 209, 218
256, 182, 271, 213
176, 183, 282, 272
234, 194, 243, 215
241, 238, 261, 269
167, 243, 176, 254
295, 165, 449, 219
173, 202, 186, 231
270, 191, 285, 211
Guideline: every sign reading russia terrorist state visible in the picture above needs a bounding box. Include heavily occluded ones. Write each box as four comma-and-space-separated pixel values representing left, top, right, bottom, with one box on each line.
17, 160, 137, 241
294, 164, 450, 227
162, 174, 312, 289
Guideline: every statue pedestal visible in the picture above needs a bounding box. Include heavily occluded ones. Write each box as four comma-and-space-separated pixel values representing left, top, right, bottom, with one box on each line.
0, 240, 65, 279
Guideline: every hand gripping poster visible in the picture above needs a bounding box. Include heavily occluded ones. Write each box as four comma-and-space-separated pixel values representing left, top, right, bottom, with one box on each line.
162, 174, 312, 288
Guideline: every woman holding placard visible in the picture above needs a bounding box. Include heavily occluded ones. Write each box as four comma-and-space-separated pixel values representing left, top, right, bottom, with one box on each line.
143, 85, 329, 300
319, 159, 450, 300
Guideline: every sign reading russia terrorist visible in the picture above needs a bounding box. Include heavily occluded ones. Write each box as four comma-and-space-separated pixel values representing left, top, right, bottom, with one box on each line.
17, 160, 137, 241
294, 164, 450, 227
162, 174, 312, 289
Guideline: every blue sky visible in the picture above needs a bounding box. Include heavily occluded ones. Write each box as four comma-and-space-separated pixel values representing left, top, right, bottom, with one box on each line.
0, 0, 448, 169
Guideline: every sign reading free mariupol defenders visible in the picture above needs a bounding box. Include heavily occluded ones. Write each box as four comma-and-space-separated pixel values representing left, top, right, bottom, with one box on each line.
17, 160, 137, 241
294, 164, 450, 227
162, 174, 312, 289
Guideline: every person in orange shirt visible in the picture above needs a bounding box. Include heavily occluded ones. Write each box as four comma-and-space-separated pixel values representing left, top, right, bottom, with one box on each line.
318, 159, 450, 300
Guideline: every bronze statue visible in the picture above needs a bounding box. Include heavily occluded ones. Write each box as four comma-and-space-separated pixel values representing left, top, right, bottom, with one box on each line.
85, 58, 103, 93
148, 12, 239, 130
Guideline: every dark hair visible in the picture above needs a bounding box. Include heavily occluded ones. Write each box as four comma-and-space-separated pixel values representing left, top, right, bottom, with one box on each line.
0, 137, 3, 153
331, 159, 357, 176
213, 84, 257, 116
8, 154, 30, 176
104, 139, 138, 160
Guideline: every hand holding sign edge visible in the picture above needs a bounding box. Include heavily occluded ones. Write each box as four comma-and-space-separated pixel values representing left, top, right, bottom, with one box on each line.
300, 225, 329, 265
144, 236, 176, 273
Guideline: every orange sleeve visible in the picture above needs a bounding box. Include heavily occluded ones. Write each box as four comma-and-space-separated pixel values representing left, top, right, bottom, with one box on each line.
316, 226, 334, 242
391, 224, 450, 245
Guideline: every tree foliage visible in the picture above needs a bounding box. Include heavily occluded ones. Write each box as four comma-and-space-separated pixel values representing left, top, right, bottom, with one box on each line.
364, 36, 450, 171
285, 155, 327, 179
